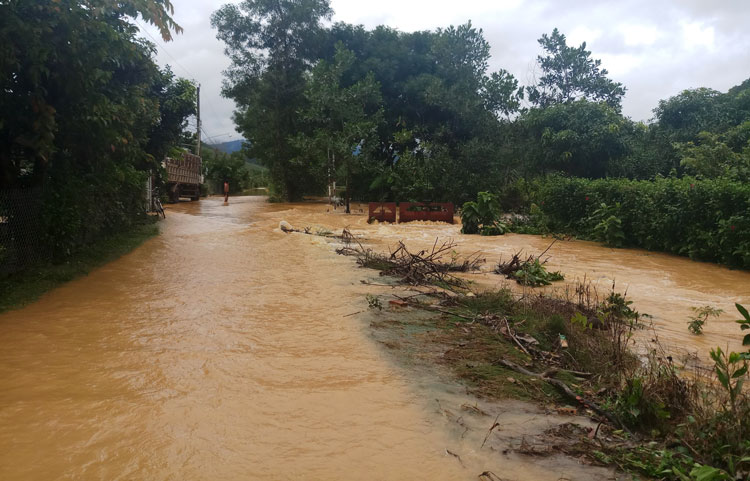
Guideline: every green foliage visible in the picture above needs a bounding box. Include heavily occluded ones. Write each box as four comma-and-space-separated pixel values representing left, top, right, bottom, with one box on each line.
736, 302, 750, 348
710, 346, 747, 417
570, 311, 593, 329
212, 0, 334, 200
512, 258, 564, 287
523, 175, 750, 268
461, 191, 502, 235
687, 306, 723, 335
294, 43, 383, 211
202, 148, 261, 194
518, 100, 631, 178
675, 130, 750, 181
589, 202, 625, 247
0, 0, 193, 263
479, 221, 509, 236
366, 294, 382, 311
526, 28, 626, 109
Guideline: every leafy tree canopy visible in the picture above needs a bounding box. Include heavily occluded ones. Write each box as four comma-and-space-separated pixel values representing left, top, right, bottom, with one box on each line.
526, 28, 626, 110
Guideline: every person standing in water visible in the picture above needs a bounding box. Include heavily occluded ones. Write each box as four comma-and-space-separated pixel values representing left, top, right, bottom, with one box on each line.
223, 180, 229, 203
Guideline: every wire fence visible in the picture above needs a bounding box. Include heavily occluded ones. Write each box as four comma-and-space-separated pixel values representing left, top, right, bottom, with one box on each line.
0, 187, 47, 276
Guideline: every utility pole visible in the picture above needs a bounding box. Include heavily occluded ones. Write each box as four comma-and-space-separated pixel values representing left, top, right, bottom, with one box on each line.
196, 83, 201, 156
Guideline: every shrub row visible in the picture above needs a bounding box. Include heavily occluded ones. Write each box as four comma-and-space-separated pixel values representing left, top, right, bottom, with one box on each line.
519, 175, 750, 268
42, 160, 150, 261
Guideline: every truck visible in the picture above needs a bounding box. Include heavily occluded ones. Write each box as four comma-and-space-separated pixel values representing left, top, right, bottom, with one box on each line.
165, 152, 202, 202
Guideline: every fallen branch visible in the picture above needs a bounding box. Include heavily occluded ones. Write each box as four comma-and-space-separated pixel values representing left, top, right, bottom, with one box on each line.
503, 317, 531, 357
535, 239, 558, 261
497, 359, 628, 432
338, 238, 477, 288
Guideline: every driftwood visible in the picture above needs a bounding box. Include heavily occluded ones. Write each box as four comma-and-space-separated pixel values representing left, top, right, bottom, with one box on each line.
494, 240, 558, 279
497, 359, 628, 432
338, 238, 479, 288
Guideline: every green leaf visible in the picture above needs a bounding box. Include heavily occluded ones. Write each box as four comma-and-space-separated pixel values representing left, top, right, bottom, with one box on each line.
689, 464, 730, 481
736, 303, 750, 321
715, 367, 729, 388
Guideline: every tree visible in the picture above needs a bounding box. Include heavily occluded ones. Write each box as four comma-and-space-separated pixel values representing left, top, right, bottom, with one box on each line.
145, 67, 197, 184
649, 81, 750, 175
653, 88, 728, 142
212, 0, 333, 201
0, 0, 184, 189
674, 128, 750, 181
526, 28, 626, 110
294, 44, 383, 212
0, 0, 193, 260
203, 148, 252, 193
327, 21, 520, 203
519, 100, 630, 178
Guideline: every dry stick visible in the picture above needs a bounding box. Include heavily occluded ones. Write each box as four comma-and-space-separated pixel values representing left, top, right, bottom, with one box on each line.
535, 239, 558, 261
481, 413, 501, 449
445, 449, 464, 467
343, 310, 364, 317
497, 359, 629, 433
503, 317, 531, 357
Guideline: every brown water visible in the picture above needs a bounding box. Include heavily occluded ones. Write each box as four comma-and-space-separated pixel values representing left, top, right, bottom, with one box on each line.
277, 201, 750, 359
0, 196, 745, 480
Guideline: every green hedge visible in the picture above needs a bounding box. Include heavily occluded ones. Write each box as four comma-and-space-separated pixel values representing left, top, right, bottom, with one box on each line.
527, 176, 750, 268
42, 160, 150, 261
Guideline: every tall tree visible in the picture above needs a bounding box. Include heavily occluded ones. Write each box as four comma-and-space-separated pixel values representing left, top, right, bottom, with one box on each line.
0, 0, 183, 189
212, 0, 333, 201
527, 28, 626, 110
295, 44, 383, 212
519, 100, 630, 178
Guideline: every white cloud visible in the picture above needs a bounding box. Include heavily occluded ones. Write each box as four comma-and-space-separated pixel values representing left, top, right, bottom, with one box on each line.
681, 21, 715, 50
620, 24, 662, 47
567, 26, 603, 47
598, 53, 642, 78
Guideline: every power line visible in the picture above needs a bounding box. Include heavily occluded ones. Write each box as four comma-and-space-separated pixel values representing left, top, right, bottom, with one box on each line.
133, 20, 237, 144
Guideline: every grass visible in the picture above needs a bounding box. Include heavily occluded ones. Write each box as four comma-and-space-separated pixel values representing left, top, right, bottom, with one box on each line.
351, 240, 750, 479
0, 220, 159, 313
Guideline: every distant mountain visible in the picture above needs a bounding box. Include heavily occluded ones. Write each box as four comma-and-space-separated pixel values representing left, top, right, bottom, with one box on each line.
208, 139, 244, 153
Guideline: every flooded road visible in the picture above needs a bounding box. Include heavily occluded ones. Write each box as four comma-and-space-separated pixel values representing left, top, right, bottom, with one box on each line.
1, 196, 746, 480
0, 197, 475, 480
277, 201, 750, 358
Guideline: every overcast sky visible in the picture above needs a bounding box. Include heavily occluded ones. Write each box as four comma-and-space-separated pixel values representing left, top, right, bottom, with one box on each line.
138, 0, 750, 144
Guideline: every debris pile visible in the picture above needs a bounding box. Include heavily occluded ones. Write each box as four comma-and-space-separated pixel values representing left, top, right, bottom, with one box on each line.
337, 239, 482, 288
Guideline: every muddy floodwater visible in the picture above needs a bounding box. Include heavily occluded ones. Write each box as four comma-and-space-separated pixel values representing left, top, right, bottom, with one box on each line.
279, 200, 750, 358
1, 196, 748, 480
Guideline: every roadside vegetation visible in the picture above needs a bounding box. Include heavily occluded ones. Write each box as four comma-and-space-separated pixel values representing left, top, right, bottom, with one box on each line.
201, 146, 270, 196
337, 236, 750, 480
211, 0, 750, 268
1, 1, 195, 289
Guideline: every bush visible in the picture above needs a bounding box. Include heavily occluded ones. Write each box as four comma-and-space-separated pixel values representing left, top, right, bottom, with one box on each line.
521, 175, 750, 268
461, 191, 503, 235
